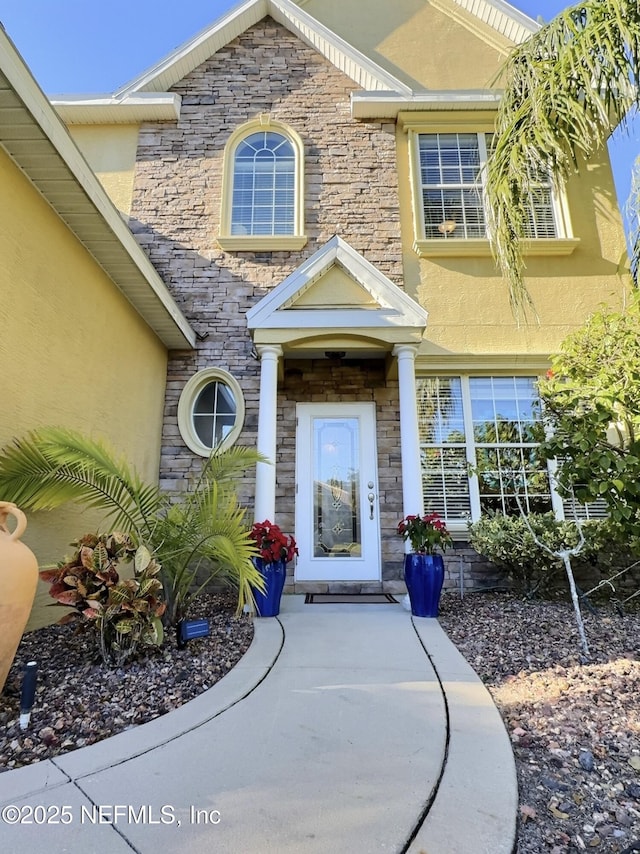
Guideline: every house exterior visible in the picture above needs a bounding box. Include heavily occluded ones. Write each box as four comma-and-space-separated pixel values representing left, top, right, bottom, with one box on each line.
0, 27, 195, 574
3, 0, 630, 596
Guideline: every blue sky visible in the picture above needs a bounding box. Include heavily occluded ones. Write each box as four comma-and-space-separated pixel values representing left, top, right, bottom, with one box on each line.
1, 0, 637, 232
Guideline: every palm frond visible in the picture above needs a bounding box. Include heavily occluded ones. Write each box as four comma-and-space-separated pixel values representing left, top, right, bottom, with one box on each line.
199, 445, 266, 487
486, 0, 640, 319
0, 427, 162, 533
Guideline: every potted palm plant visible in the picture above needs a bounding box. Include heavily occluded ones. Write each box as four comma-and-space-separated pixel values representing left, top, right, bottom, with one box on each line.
397, 512, 452, 617
249, 520, 297, 617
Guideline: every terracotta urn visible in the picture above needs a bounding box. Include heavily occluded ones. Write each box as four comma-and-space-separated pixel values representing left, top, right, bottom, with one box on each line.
0, 502, 38, 694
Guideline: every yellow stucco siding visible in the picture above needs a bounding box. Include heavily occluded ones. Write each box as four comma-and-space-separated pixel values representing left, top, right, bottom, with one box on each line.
68, 124, 139, 214
302, 0, 508, 89
0, 148, 168, 566
395, 119, 630, 358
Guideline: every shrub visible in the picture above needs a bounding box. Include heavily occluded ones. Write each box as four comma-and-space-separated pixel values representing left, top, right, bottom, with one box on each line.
40, 533, 165, 665
0, 427, 265, 624
467, 513, 598, 596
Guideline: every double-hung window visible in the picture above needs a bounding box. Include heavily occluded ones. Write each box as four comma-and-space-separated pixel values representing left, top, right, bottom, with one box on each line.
218, 117, 307, 252
418, 133, 557, 241
419, 133, 490, 239
406, 122, 577, 257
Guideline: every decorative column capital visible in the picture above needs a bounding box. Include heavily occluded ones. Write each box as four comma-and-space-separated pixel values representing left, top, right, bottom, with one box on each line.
256, 344, 283, 361
392, 343, 420, 361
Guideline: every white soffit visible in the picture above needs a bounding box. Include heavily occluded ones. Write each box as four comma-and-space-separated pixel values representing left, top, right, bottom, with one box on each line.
247, 235, 428, 331
450, 0, 539, 43
351, 90, 502, 120
115, 0, 413, 98
51, 93, 182, 125
0, 28, 195, 350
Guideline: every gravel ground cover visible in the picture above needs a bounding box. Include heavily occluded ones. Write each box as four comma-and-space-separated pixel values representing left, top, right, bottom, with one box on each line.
438, 592, 640, 854
0, 592, 253, 770
1, 589, 639, 854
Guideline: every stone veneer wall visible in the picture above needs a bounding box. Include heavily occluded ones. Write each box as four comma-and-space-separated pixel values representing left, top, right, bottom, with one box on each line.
127, 19, 408, 585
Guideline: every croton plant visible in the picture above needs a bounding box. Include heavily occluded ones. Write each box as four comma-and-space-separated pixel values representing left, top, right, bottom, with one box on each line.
40, 532, 165, 665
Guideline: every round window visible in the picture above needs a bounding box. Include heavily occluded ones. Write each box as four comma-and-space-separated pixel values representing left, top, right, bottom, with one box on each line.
178, 369, 245, 456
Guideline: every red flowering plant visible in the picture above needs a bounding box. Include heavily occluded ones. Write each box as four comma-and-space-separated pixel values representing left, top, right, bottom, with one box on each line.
250, 520, 298, 564
397, 512, 452, 555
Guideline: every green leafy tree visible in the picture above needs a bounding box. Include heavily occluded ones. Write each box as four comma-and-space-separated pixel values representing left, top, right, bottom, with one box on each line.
486, 0, 640, 317
0, 427, 265, 624
537, 296, 640, 534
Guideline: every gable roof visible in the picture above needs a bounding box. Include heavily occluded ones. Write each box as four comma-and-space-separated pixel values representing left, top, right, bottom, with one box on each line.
112, 0, 537, 101
115, 0, 413, 99
0, 27, 195, 349
52, 0, 539, 123
247, 236, 427, 344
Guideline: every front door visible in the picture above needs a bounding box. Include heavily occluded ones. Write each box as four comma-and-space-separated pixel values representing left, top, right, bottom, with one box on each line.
295, 403, 381, 581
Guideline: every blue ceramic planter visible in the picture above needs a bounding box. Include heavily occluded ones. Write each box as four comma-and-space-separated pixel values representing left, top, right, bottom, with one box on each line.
404, 553, 445, 618
251, 557, 287, 617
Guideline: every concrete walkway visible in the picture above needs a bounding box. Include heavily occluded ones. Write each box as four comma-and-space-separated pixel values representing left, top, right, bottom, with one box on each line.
0, 596, 517, 853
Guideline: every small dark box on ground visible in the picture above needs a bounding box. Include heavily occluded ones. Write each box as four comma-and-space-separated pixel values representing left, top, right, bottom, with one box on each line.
179, 619, 210, 644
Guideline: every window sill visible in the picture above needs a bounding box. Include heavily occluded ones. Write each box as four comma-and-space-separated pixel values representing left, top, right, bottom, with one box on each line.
217, 235, 308, 252
413, 237, 580, 258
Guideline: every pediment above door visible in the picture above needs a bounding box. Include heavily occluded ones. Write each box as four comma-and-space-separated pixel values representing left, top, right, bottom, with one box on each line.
246, 236, 427, 355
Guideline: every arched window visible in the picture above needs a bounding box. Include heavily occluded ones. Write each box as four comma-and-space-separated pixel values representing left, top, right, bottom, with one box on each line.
218, 117, 307, 251
177, 368, 245, 456
232, 131, 295, 236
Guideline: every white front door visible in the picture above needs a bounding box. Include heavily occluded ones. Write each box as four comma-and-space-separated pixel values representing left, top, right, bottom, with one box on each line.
295, 403, 381, 582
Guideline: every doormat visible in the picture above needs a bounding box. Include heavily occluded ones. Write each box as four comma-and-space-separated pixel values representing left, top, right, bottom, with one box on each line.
304, 593, 398, 604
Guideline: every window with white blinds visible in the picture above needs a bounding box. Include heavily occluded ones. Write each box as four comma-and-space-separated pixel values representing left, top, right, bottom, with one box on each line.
417, 377, 472, 519
417, 133, 558, 240
561, 495, 609, 521
417, 375, 553, 525
231, 131, 295, 236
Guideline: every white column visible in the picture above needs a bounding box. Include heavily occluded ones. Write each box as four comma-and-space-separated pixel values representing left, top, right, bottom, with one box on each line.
254, 344, 282, 523
393, 344, 423, 529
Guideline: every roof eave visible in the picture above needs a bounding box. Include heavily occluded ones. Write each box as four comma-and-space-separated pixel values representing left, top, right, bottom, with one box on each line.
0, 28, 195, 350
351, 90, 502, 120
450, 0, 539, 43
51, 92, 182, 125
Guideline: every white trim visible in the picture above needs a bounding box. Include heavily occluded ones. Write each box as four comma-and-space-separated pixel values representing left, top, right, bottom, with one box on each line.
449, 0, 539, 43
247, 235, 427, 331
51, 93, 182, 124
351, 90, 501, 120
177, 368, 246, 457
115, 0, 412, 99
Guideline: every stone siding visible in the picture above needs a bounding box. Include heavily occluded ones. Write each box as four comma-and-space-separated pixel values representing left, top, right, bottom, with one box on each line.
128, 18, 404, 531
125, 18, 522, 594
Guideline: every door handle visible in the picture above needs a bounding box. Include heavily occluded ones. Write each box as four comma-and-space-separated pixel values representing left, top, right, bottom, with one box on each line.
368, 492, 375, 520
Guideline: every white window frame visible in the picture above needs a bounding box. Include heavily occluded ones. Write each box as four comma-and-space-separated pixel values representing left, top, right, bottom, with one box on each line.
177, 368, 245, 457
418, 374, 557, 531
217, 116, 307, 252
403, 115, 578, 259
